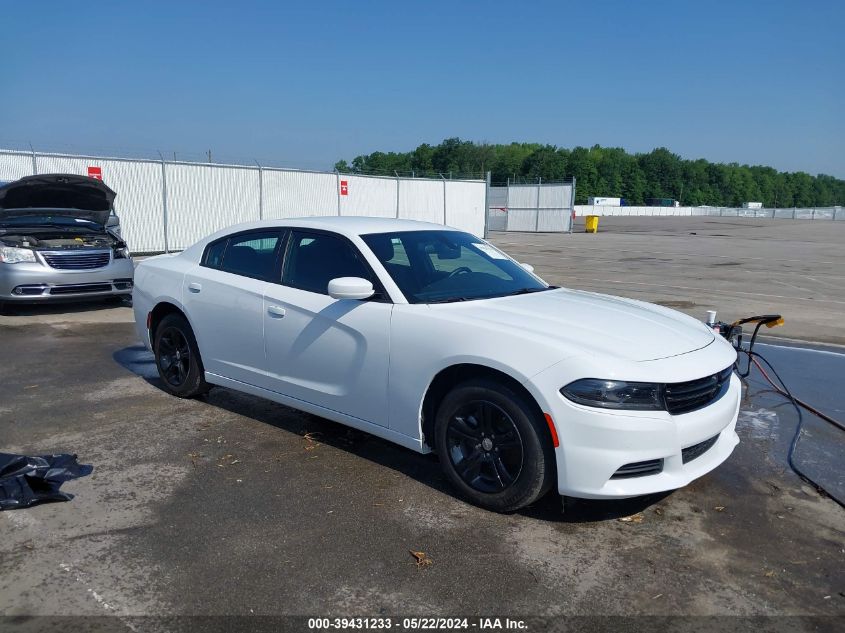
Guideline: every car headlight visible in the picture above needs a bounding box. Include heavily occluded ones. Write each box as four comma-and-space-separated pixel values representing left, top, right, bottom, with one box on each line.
114, 246, 130, 259
0, 247, 37, 264
561, 379, 664, 410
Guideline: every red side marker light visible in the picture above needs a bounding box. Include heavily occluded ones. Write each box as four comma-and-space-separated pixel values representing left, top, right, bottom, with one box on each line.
544, 413, 560, 448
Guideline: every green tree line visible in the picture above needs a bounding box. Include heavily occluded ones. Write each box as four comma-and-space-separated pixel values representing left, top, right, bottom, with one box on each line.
335, 139, 844, 207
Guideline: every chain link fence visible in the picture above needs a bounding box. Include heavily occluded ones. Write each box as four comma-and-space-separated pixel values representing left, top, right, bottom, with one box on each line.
0, 149, 488, 253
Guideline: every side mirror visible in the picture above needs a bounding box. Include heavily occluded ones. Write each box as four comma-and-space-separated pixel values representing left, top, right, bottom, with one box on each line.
327, 277, 375, 300
520, 263, 535, 273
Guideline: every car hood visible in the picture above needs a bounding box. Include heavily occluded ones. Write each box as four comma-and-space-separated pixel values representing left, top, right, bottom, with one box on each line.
436, 288, 715, 362
0, 174, 115, 227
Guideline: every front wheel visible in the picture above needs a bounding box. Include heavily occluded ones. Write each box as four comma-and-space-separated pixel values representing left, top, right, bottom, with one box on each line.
153, 313, 210, 398
434, 379, 555, 512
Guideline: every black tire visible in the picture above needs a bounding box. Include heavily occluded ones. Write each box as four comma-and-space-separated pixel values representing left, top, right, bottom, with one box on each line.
434, 378, 555, 512
153, 313, 210, 398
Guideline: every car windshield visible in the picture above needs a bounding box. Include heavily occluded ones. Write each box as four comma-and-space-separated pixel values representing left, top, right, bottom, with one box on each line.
361, 230, 551, 303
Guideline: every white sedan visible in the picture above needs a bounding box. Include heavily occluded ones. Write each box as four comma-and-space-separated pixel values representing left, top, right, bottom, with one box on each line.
133, 217, 739, 512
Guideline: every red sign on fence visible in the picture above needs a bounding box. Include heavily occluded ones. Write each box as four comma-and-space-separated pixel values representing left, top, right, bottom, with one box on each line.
340, 180, 348, 196
87, 166, 103, 180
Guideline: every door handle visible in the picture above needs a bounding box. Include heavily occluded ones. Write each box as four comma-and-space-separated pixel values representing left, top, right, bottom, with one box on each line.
267, 305, 286, 318
188, 283, 202, 293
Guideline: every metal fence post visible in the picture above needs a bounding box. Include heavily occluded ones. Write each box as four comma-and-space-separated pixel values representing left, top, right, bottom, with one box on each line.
569, 177, 576, 234
440, 173, 447, 225
395, 171, 400, 219
29, 143, 37, 175
158, 151, 170, 253
335, 170, 342, 216
256, 160, 264, 220
483, 171, 491, 239
534, 177, 541, 232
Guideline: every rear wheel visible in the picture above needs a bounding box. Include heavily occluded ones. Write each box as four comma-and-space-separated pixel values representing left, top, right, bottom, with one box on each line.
434, 379, 555, 512
153, 313, 209, 398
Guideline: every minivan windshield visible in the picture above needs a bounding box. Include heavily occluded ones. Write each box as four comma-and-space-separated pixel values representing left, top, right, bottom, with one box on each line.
362, 230, 551, 303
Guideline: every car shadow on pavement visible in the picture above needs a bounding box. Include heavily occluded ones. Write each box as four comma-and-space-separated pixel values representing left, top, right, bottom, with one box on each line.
114, 342, 670, 524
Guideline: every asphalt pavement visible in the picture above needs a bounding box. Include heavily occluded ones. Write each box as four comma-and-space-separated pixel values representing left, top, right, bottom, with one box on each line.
1, 217, 843, 627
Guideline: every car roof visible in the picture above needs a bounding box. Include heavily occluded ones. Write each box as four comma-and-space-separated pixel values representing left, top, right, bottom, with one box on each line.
218, 216, 457, 238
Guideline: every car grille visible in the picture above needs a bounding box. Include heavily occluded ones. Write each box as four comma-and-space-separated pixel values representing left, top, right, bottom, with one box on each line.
42, 251, 111, 270
49, 283, 113, 295
682, 434, 720, 464
611, 458, 664, 479
664, 366, 733, 415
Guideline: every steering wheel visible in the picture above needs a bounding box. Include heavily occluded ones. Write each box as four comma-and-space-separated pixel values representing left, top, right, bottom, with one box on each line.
447, 266, 472, 278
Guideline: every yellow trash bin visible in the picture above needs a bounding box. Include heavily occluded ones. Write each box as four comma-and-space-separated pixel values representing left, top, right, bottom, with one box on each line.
585, 215, 600, 233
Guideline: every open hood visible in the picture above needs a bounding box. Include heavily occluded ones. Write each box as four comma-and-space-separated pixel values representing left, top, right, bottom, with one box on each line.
0, 174, 116, 227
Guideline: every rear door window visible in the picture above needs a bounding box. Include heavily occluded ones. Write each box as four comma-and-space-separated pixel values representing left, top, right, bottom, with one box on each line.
203, 239, 227, 269
213, 231, 282, 280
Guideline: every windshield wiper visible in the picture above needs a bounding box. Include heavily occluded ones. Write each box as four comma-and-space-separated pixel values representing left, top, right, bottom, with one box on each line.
425, 296, 474, 304
424, 287, 559, 304
502, 286, 558, 297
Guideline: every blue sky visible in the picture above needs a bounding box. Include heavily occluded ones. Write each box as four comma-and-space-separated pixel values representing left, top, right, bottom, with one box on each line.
1, 1, 843, 176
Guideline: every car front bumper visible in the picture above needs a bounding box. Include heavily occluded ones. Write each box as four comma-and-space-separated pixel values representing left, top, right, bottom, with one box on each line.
0, 257, 135, 302
534, 370, 741, 500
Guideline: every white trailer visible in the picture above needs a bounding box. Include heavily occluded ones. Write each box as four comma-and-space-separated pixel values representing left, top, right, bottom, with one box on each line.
742, 202, 764, 209
588, 196, 622, 206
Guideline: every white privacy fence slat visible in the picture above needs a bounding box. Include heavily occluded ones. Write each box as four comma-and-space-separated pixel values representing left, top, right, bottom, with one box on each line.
165, 164, 261, 251
446, 181, 486, 237
575, 205, 843, 220
262, 169, 337, 219
399, 179, 445, 224
340, 175, 397, 218
0, 153, 34, 182
487, 182, 575, 232
0, 149, 488, 252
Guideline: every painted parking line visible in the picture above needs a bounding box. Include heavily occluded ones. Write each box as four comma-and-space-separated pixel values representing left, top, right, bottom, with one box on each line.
489, 241, 840, 266
563, 276, 845, 305
756, 342, 845, 358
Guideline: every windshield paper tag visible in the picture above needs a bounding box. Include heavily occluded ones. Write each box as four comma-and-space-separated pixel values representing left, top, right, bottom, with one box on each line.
473, 243, 508, 260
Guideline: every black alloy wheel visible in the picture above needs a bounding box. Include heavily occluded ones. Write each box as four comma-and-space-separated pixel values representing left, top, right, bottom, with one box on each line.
446, 400, 524, 493
434, 378, 556, 512
153, 313, 209, 398
157, 326, 191, 388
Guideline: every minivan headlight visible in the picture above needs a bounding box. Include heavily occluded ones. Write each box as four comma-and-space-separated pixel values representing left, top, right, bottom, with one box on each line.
0, 247, 37, 264
114, 246, 130, 259
561, 379, 664, 410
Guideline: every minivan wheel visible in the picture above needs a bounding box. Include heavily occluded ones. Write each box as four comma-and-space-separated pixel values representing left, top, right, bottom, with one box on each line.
434, 379, 555, 512
153, 313, 209, 398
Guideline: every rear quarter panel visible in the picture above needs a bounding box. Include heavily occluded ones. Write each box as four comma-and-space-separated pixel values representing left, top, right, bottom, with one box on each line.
132, 254, 194, 349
